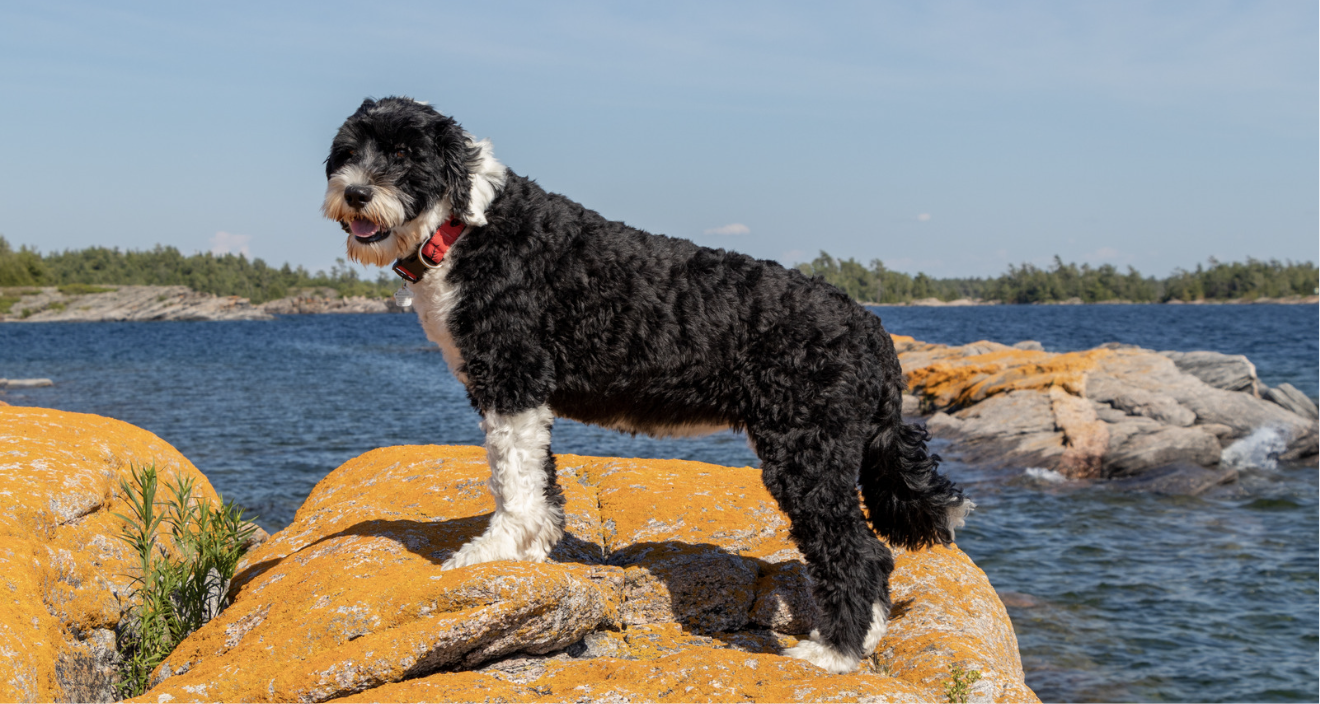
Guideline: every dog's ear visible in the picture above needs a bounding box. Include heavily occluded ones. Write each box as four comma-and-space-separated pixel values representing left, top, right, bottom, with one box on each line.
434, 117, 479, 222
350, 98, 377, 118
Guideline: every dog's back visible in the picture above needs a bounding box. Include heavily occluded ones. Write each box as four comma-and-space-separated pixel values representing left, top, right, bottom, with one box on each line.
446, 172, 895, 435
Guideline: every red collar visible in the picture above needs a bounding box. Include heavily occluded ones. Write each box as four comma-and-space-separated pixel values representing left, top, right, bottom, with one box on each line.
392, 218, 466, 283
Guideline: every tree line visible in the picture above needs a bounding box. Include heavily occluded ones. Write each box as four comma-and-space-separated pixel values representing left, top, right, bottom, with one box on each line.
0, 236, 394, 303
2, 236, 1315, 305
796, 252, 1317, 304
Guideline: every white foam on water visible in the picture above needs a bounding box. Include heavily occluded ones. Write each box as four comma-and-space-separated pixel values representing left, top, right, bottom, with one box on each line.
1221, 426, 1288, 470
1023, 467, 1067, 483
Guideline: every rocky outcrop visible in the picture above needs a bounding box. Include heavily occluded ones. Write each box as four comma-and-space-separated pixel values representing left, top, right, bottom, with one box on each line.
896, 336, 1319, 486
0, 409, 1035, 703
0, 407, 229, 703
1, 286, 272, 322
259, 289, 405, 315
134, 446, 1036, 703
1, 286, 404, 323
1, 378, 54, 388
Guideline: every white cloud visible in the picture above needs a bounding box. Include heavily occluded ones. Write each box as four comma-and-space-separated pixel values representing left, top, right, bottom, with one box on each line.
704, 223, 751, 235
210, 231, 251, 258
916, 213, 931, 222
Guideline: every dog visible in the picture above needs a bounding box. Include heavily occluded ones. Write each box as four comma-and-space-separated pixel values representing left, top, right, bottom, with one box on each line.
321, 96, 972, 673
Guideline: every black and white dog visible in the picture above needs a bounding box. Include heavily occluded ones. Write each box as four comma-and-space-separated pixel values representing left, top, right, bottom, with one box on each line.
322, 97, 971, 673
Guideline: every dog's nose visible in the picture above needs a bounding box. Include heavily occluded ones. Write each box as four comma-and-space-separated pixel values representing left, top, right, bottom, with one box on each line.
344, 185, 373, 209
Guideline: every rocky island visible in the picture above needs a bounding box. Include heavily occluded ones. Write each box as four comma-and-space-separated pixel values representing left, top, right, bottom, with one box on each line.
0, 406, 1037, 703
895, 336, 1318, 493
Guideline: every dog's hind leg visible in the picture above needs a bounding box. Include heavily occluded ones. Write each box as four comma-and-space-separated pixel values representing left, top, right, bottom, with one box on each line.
442, 404, 567, 569
758, 428, 895, 673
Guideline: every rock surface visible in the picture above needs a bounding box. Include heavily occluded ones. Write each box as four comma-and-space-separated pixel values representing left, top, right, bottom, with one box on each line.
1264, 383, 1320, 420
895, 336, 1318, 483
1160, 350, 1260, 394
136, 445, 1037, 703
0, 406, 229, 703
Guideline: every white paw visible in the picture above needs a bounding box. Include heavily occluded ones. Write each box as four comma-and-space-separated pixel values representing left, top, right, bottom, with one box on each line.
782, 631, 861, 674
863, 601, 888, 653
440, 532, 523, 570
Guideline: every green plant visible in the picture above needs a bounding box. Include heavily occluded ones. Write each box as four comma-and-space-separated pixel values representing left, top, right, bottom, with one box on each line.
113, 463, 258, 698
944, 663, 983, 703
48, 301, 66, 312
866, 652, 892, 676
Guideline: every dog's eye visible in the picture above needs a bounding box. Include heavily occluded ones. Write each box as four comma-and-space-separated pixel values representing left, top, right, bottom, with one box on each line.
394, 148, 406, 158
347, 148, 356, 157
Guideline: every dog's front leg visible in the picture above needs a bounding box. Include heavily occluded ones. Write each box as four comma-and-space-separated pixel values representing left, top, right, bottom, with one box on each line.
442, 405, 566, 569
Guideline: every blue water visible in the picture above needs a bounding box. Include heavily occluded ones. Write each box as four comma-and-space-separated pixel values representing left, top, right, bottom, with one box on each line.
1, 304, 1315, 703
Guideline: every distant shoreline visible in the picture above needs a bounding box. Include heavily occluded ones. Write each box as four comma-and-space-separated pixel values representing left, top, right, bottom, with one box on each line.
4, 284, 1316, 323
0, 285, 403, 323
865, 295, 1320, 307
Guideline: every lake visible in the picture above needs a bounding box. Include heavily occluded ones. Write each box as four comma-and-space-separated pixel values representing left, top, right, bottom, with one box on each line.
1, 303, 1315, 702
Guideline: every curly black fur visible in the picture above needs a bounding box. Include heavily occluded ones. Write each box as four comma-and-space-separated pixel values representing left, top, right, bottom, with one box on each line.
325, 97, 970, 664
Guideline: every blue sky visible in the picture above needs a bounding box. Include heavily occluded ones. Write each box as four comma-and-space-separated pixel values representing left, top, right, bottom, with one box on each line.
0, 1, 1315, 278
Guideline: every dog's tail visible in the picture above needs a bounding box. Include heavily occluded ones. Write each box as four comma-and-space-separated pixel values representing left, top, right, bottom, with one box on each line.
859, 387, 973, 550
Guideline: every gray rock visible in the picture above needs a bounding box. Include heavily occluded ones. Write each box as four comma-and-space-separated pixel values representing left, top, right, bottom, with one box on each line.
1195, 423, 1237, 447
925, 390, 1065, 470
901, 393, 921, 417
1109, 463, 1238, 495
1103, 426, 1222, 477
1012, 340, 1044, 351
1263, 383, 1319, 420
1087, 373, 1195, 427
1090, 400, 1133, 423
1094, 352, 1314, 446
914, 342, 1319, 483
1280, 425, 1320, 462
1161, 350, 1259, 394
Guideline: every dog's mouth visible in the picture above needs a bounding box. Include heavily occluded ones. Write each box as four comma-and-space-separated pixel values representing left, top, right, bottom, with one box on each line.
348, 219, 390, 244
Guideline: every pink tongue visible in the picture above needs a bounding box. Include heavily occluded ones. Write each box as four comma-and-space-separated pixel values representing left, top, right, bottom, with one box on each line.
350, 219, 380, 237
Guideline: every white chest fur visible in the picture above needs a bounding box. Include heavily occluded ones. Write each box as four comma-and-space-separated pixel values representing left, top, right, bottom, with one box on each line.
408, 260, 468, 385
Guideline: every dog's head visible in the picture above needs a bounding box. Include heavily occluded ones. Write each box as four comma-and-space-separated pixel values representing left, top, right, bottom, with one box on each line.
322, 97, 506, 267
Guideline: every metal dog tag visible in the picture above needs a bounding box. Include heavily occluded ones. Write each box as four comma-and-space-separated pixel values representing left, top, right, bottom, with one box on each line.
393, 285, 414, 308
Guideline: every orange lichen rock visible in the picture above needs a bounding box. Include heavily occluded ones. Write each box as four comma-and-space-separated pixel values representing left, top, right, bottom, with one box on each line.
0, 406, 225, 703
901, 341, 1112, 410
138, 445, 1037, 703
